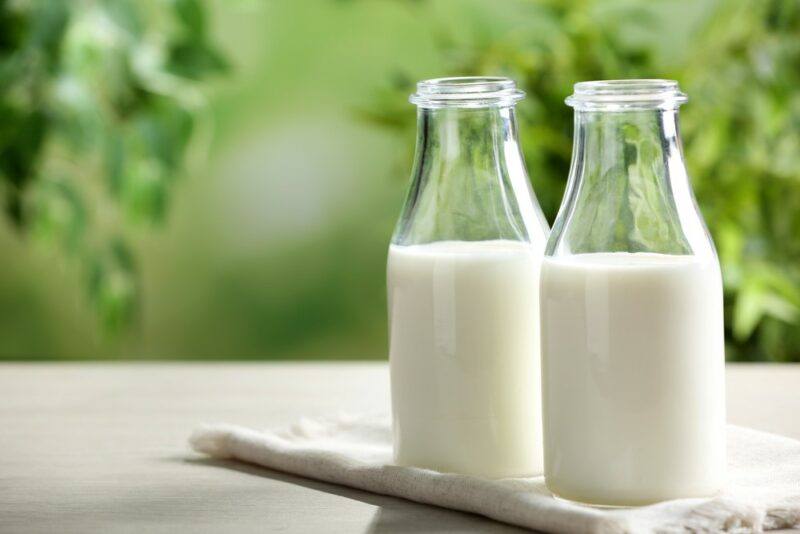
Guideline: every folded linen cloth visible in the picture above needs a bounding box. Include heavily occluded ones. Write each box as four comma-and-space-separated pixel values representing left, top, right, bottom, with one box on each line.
190, 414, 800, 533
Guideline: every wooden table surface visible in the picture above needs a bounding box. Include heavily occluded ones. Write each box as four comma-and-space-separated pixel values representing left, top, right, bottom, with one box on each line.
1, 363, 798, 533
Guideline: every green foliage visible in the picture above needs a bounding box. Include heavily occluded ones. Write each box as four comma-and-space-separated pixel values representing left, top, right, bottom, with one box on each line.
559, 111, 692, 255
0, 0, 227, 331
394, 107, 533, 245
366, 0, 800, 361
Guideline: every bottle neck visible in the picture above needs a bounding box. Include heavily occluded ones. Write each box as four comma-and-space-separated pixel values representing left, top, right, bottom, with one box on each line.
415, 105, 513, 174
392, 105, 547, 245
573, 106, 682, 172
549, 107, 711, 257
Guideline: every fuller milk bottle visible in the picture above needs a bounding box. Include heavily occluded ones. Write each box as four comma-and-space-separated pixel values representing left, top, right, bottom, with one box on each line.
387, 77, 549, 478
541, 80, 726, 505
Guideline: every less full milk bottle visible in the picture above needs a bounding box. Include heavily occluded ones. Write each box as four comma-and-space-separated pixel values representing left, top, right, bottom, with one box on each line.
540, 80, 726, 505
387, 77, 549, 478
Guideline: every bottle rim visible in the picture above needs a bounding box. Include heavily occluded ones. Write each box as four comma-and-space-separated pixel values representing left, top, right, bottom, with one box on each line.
410, 77, 525, 108
566, 79, 688, 111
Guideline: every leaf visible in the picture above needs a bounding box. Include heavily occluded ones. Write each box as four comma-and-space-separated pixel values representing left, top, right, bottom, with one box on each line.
733, 271, 800, 341
27, 0, 69, 64
761, 293, 799, 323
121, 158, 169, 224
0, 107, 46, 189
30, 178, 87, 254
733, 284, 765, 341
86, 239, 138, 332
101, 0, 143, 38
104, 133, 125, 195
167, 38, 229, 79
136, 103, 193, 171
172, 0, 206, 36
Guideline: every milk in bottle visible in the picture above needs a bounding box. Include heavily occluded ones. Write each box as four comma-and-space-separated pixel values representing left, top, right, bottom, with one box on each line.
388, 78, 549, 478
540, 80, 726, 505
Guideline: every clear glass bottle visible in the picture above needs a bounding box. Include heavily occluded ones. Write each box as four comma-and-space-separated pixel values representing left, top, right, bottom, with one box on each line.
387, 77, 549, 478
541, 80, 725, 505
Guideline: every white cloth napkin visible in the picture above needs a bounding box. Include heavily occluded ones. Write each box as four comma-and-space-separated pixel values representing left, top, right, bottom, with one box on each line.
190, 414, 800, 533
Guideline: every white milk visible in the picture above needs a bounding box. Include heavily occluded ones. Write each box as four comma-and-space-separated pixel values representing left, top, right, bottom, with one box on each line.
540, 252, 725, 505
388, 240, 543, 478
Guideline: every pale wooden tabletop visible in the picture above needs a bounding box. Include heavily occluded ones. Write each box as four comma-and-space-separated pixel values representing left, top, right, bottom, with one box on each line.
0, 363, 798, 533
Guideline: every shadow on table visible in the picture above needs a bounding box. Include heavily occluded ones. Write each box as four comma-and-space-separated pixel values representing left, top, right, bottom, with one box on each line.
183, 457, 535, 534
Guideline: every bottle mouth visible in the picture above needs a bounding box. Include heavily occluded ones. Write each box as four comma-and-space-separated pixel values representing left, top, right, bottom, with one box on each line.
410, 77, 525, 108
566, 79, 688, 111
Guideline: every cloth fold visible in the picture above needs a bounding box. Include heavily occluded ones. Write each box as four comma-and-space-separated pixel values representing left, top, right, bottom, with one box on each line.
190, 414, 800, 533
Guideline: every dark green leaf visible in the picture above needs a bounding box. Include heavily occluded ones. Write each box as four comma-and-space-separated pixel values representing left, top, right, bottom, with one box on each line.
173, 0, 206, 36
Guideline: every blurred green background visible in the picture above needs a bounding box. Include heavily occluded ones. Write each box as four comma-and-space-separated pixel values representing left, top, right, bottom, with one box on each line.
1, 0, 799, 361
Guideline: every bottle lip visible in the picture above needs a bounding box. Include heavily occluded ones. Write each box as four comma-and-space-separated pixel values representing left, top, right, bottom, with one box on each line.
566, 79, 688, 111
410, 77, 525, 108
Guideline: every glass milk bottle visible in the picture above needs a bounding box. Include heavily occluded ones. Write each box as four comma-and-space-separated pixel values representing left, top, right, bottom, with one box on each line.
387, 77, 549, 478
540, 80, 725, 505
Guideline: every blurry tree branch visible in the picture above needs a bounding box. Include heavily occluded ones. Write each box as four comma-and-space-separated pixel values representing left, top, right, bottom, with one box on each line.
0, 0, 228, 331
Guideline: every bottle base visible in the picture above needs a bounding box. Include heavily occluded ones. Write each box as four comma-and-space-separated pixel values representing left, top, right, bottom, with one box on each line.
395, 456, 543, 479
551, 492, 635, 509
547, 483, 723, 508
